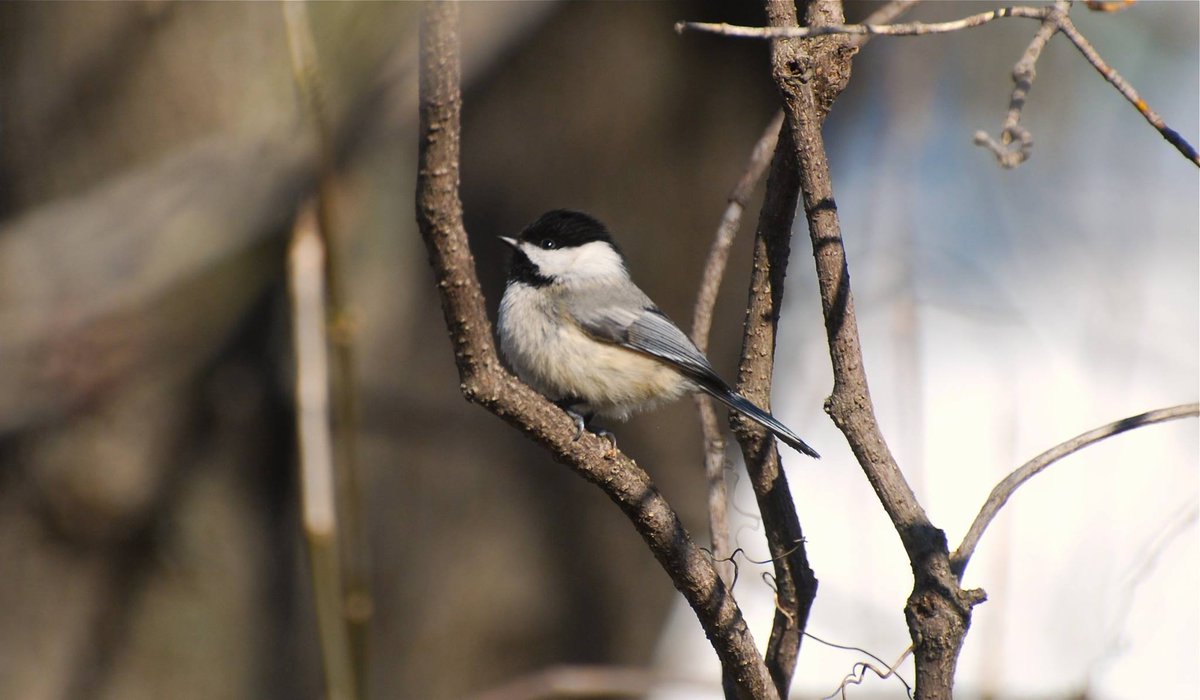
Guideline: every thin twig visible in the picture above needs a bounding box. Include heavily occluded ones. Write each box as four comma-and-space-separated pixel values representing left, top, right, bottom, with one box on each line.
1055, 13, 1200, 166
803, 633, 914, 700
416, 6, 777, 698
282, 3, 373, 690
951, 403, 1199, 578
691, 110, 784, 588
848, 0, 922, 49
679, 4, 1200, 169
289, 201, 359, 700
823, 645, 915, 700
973, 0, 1068, 168
691, 110, 786, 354
677, 7, 1050, 40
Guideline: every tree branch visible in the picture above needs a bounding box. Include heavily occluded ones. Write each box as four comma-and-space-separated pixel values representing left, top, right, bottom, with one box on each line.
416, 5, 776, 698
729, 117, 816, 699
760, 1, 981, 697
973, 0, 1068, 168
692, 110, 785, 589
847, 0, 922, 49
689, 7, 925, 687
951, 403, 1200, 578
680, 3, 1199, 169
1054, 11, 1199, 166
677, 6, 1050, 39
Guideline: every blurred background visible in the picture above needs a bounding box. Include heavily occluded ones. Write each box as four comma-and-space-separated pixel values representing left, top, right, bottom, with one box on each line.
0, 2, 1195, 699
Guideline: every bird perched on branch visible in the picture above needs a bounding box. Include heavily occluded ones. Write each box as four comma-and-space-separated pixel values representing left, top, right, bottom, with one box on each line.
498, 209, 819, 458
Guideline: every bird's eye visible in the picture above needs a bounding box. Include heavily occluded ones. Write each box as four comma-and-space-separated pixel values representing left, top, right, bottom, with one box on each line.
539, 238, 557, 250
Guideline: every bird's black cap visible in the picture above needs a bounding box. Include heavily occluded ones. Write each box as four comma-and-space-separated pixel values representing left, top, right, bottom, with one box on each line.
518, 209, 622, 254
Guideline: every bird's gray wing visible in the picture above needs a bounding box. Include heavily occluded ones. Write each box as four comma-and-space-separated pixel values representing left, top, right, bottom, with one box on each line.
571, 293, 724, 389
569, 290, 821, 458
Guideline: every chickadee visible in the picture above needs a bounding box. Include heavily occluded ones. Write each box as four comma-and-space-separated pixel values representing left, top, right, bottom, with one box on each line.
497, 209, 819, 459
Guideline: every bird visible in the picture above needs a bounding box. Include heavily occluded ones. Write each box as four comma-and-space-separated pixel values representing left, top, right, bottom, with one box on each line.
497, 209, 819, 459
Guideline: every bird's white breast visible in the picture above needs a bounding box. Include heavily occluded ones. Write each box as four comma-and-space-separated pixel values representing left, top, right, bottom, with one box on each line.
498, 282, 690, 420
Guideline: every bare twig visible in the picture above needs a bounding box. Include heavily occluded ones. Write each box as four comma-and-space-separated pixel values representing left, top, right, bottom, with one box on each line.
824, 645, 914, 700
677, 7, 1050, 40
417, 5, 776, 698
695, 398, 734, 586
802, 632, 914, 700
289, 201, 359, 700
691, 110, 786, 355
680, 3, 1200, 168
691, 110, 784, 588
282, 3, 373, 689
1055, 12, 1200, 166
951, 403, 1200, 578
973, 0, 1068, 168
848, 0, 922, 49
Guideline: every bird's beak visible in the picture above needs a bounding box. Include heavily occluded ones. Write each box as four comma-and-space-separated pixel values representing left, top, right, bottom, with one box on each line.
498, 236, 519, 249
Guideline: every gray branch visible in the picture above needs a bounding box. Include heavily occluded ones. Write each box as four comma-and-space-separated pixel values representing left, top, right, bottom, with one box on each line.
951, 403, 1200, 578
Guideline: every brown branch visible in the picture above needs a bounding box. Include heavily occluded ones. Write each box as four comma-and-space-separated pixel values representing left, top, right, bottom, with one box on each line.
691, 109, 785, 588
416, 5, 776, 699
729, 122, 816, 699
762, 1, 982, 697
718, 1, 924, 690
720, 0, 863, 691
950, 403, 1200, 578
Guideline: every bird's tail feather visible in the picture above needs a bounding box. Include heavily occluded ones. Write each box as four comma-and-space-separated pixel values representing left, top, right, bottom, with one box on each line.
702, 387, 820, 459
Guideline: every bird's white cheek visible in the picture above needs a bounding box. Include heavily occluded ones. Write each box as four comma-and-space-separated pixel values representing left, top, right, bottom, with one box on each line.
520, 241, 625, 280
567, 242, 626, 279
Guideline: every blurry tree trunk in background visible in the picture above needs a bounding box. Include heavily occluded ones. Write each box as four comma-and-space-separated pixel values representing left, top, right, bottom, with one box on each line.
0, 3, 780, 699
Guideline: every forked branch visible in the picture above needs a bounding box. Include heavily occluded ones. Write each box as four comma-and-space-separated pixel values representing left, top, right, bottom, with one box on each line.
758, 0, 980, 696
416, 4, 775, 698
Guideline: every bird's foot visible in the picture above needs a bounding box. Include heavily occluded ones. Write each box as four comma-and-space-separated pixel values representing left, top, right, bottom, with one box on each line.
556, 401, 616, 452
567, 410, 586, 441
594, 428, 618, 454
557, 401, 589, 441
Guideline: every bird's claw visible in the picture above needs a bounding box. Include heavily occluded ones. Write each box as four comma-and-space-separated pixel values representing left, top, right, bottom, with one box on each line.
570, 412, 586, 441
561, 406, 616, 452
595, 428, 618, 453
